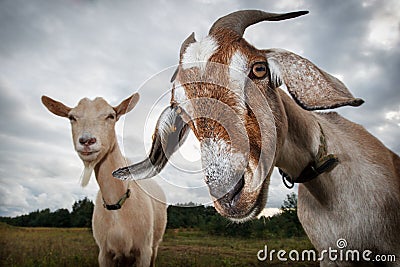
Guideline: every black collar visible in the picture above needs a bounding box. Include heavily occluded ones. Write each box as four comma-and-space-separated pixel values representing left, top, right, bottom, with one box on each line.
103, 188, 131, 210
279, 123, 339, 189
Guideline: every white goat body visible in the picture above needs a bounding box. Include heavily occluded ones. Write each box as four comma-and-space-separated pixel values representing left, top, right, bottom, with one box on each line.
42, 94, 167, 267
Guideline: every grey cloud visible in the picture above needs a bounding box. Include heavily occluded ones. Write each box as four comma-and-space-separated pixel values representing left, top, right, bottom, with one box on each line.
0, 0, 398, 216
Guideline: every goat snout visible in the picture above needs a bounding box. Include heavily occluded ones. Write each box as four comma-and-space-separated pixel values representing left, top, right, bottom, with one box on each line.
207, 172, 245, 202
79, 136, 97, 146
77, 133, 100, 159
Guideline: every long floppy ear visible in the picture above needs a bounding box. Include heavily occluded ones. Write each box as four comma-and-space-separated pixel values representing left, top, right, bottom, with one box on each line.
41, 95, 71, 117
264, 49, 364, 110
113, 105, 190, 180
114, 93, 140, 120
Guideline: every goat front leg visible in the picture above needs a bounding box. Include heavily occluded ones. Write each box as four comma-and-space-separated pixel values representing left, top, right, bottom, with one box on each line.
150, 245, 161, 267
98, 249, 114, 267
136, 247, 153, 267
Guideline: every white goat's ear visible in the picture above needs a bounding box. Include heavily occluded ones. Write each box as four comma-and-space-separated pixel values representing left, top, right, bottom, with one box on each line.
41, 95, 71, 117
265, 49, 364, 110
114, 93, 140, 120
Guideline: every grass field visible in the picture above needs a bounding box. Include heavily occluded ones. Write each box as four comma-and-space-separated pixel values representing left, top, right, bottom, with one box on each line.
0, 222, 318, 266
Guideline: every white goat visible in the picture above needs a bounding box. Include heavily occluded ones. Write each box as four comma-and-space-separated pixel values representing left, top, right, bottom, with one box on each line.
42, 93, 167, 267
113, 10, 400, 266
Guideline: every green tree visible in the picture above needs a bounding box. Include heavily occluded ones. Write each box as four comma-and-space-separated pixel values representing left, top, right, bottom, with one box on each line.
70, 197, 94, 227
274, 193, 305, 237
51, 208, 71, 227
30, 208, 51, 227
282, 192, 298, 212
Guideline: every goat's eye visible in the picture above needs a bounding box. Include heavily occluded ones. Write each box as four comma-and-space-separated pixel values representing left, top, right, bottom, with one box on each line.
68, 115, 76, 122
106, 114, 115, 120
251, 62, 268, 79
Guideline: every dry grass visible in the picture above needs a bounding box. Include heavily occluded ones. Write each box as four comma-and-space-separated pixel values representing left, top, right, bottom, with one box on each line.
0, 223, 98, 266
0, 223, 318, 266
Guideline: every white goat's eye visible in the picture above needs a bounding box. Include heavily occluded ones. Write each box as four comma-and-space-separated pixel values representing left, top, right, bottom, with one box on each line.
251, 62, 268, 79
106, 114, 115, 120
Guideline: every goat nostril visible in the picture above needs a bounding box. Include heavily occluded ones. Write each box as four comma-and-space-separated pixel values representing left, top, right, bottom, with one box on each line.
79, 137, 86, 145
88, 138, 96, 145
208, 175, 245, 206
79, 137, 97, 146
216, 175, 245, 207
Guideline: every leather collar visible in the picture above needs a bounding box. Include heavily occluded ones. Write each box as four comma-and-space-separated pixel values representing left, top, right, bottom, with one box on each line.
103, 188, 131, 210
279, 123, 339, 189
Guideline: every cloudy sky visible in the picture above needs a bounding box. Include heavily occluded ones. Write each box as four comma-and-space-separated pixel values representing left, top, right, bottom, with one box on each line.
0, 0, 399, 217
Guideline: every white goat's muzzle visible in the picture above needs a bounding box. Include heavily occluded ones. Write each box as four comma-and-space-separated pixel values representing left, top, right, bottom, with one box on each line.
75, 132, 101, 162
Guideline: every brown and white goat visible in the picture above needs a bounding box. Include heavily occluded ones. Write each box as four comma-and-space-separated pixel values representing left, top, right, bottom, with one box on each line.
113, 10, 400, 266
42, 94, 167, 267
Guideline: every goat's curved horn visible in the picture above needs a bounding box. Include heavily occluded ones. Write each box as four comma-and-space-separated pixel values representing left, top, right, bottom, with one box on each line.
112, 106, 190, 181
209, 10, 309, 37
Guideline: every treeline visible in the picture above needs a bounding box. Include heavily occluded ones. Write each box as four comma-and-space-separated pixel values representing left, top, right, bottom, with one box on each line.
168, 193, 305, 238
0, 193, 305, 238
0, 198, 93, 228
